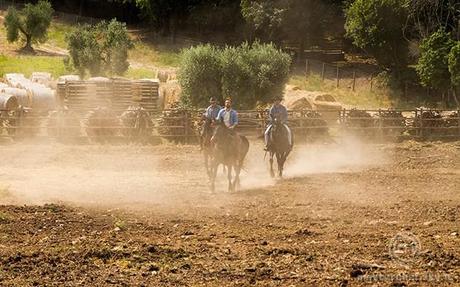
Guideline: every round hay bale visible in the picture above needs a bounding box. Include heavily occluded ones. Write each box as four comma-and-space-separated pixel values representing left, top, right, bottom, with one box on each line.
120, 106, 153, 141
1, 87, 29, 106
0, 93, 19, 110
84, 107, 120, 142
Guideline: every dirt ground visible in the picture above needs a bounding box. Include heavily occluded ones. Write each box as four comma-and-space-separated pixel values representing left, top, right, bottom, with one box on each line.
0, 139, 459, 286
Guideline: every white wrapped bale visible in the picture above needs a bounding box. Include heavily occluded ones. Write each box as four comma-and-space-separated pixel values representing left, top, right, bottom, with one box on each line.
30, 87, 56, 110
58, 75, 80, 83
0, 87, 29, 106
0, 93, 19, 110
31, 72, 52, 85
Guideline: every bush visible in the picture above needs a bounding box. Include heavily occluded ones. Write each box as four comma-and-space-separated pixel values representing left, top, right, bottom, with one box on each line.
448, 41, 460, 87
178, 44, 223, 107
416, 29, 455, 90
4, 0, 53, 51
178, 42, 291, 109
66, 19, 133, 77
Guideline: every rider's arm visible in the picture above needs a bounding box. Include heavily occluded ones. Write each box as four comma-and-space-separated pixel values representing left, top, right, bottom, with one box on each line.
229, 110, 238, 129
204, 106, 210, 119
216, 109, 223, 123
281, 106, 288, 123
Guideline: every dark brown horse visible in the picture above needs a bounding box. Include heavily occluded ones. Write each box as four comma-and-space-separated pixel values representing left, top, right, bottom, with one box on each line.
209, 122, 249, 192
201, 119, 215, 177
267, 118, 292, 177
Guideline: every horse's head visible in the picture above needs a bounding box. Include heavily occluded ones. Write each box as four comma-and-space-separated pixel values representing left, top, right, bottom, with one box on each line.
210, 121, 229, 145
272, 117, 283, 132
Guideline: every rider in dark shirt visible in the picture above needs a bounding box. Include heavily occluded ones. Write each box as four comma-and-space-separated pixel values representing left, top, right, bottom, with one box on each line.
264, 97, 292, 151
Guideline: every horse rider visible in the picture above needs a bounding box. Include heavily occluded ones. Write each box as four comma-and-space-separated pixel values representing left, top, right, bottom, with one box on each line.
204, 97, 222, 122
216, 98, 238, 131
264, 96, 292, 151
200, 97, 221, 149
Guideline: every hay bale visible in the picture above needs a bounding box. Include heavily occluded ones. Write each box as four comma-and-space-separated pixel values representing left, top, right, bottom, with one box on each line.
158, 102, 197, 143
120, 106, 153, 141
84, 107, 120, 142
0, 93, 19, 110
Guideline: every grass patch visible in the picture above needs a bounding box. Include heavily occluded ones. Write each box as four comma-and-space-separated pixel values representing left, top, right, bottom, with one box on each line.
125, 67, 156, 79
47, 21, 75, 49
289, 74, 394, 109
0, 54, 68, 78
129, 41, 181, 68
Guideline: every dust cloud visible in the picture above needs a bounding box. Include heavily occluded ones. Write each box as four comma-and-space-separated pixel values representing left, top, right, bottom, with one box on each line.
0, 138, 387, 207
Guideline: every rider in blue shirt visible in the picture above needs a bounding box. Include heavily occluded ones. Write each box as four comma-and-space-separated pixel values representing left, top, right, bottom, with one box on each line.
264, 96, 292, 151
200, 97, 222, 149
216, 98, 238, 129
204, 97, 222, 121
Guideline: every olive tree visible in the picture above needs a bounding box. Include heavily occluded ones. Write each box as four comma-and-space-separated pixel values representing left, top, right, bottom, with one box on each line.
4, 0, 53, 51
66, 19, 133, 77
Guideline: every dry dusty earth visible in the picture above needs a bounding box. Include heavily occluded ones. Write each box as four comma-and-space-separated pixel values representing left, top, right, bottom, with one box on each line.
0, 139, 459, 286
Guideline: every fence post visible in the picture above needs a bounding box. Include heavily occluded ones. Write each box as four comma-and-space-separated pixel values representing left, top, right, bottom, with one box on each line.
305, 59, 310, 79
352, 70, 356, 92
183, 110, 189, 144
404, 82, 408, 98
419, 108, 424, 138
321, 63, 325, 82
336, 65, 340, 88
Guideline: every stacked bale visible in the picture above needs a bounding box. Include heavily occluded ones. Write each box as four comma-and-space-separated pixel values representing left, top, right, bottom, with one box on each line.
158, 102, 197, 143
84, 107, 120, 142
120, 106, 153, 142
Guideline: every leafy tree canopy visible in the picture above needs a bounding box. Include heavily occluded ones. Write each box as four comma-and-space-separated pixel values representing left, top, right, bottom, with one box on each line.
4, 0, 54, 51
66, 19, 133, 77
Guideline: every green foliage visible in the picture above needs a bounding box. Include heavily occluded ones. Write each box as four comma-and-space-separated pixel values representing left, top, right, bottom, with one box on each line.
416, 29, 455, 90
241, 0, 330, 51
3, 0, 53, 50
345, 0, 409, 73
66, 19, 133, 77
178, 44, 223, 107
240, 0, 284, 42
178, 42, 291, 109
448, 42, 460, 87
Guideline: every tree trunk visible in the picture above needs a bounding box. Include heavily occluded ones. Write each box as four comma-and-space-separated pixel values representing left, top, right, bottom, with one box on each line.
23, 34, 34, 53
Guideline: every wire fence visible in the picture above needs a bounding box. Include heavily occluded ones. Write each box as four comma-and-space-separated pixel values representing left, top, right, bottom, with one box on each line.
303, 59, 459, 106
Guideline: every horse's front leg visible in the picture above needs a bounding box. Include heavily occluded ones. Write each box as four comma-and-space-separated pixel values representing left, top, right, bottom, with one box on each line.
233, 163, 241, 191
210, 161, 218, 193
269, 152, 275, 178
227, 164, 233, 192
204, 151, 211, 178
277, 152, 285, 178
